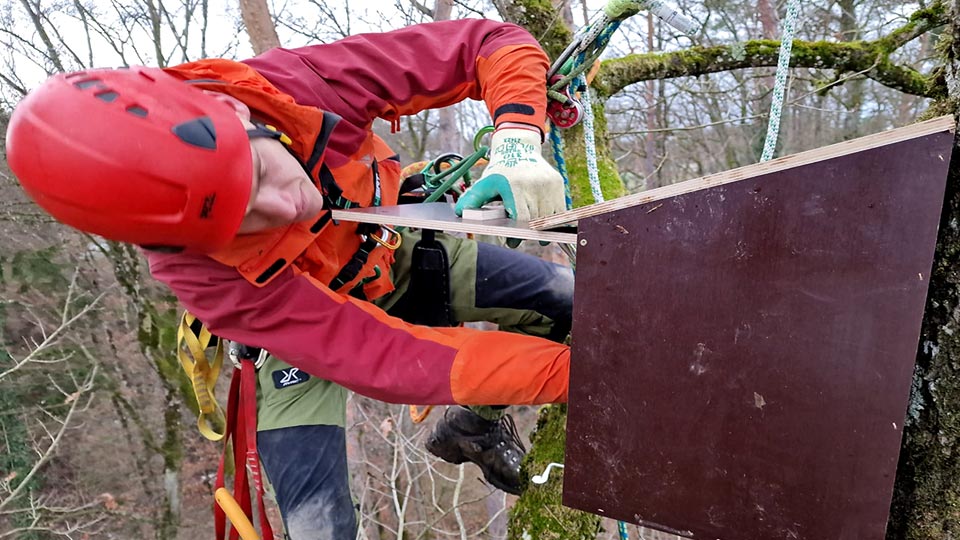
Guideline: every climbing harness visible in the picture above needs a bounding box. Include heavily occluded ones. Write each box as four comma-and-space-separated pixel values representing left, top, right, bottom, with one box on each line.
212, 342, 274, 540
329, 222, 402, 297
178, 315, 273, 540
178, 312, 226, 441
176, 3, 704, 533
760, 0, 801, 162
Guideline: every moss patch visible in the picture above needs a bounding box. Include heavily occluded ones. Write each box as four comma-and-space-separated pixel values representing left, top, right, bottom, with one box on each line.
560, 101, 628, 207
509, 405, 601, 540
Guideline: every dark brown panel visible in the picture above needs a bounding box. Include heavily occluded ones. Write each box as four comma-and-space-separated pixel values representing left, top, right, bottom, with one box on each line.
563, 133, 954, 540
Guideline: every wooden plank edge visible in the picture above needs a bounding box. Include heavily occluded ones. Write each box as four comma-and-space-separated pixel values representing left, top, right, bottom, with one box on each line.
530, 115, 957, 230
329, 209, 579, 244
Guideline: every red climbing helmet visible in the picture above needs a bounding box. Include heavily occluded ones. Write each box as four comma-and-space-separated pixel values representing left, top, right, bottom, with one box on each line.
6, 66, 252, 252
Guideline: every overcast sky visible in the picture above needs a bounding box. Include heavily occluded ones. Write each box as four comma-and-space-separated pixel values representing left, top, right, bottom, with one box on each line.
5, 0, 664, 99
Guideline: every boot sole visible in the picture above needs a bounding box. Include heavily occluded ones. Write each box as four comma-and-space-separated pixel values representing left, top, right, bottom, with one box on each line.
426, 438, 521, 495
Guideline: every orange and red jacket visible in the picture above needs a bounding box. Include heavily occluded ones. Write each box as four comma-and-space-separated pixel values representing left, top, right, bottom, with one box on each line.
146, 19, 569, 405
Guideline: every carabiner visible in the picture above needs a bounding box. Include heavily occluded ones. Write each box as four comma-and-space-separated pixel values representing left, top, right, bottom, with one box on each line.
473, 126, 495, 153
371, 226, 402, 251
228, 342, 268, 370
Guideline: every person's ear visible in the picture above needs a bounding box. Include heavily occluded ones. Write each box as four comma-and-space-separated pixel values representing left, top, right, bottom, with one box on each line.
202, 90, 253, 126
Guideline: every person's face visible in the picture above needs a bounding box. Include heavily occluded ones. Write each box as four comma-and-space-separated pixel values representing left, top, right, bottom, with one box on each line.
236, 132, 326, 234
207, 91, 325, 235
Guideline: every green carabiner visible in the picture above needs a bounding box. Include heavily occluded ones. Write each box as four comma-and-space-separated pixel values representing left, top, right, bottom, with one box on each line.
473, 126, 495, 154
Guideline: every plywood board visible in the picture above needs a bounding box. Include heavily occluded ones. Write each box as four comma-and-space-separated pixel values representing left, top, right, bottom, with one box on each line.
531, 115, 956, 230
331, 202, 577, 244
562, 126, 954, 540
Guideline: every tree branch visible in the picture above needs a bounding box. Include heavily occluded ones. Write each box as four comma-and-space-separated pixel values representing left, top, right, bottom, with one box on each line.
595, 3, 949, 100
595, 39, 944, 100
17, 0, 64, 72
0, 72, 26, 97
408, 0, 433, 18
875, 2, 949, 53
0, 365, 98, 512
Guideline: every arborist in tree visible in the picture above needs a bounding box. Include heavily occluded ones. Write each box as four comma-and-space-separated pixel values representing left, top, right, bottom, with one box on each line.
6, 19, 572, 539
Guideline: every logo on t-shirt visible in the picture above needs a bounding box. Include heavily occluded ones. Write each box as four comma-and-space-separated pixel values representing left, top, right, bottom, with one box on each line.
272, 368, 310, 389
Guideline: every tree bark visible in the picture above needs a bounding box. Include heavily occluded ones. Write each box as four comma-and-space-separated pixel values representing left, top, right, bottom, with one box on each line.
595, 37, 943, 99
509, 405, 599, 540
432, 0, 464, 154
838, 0, 865, 139
239, 0, 281, 55
499, 1, 617, 535
887, 3, 960, 536
104, 241, 190, 540
757, 0, 779, 39
553, 0, 575, 28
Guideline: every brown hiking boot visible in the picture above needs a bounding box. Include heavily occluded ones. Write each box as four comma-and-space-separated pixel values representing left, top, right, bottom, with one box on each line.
425, 407, 527, 495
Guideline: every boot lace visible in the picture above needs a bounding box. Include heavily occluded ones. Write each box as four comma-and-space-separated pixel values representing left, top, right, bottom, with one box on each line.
497, 414, 526, 454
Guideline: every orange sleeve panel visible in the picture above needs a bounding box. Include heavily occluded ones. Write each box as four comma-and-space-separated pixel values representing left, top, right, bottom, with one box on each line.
145, 249, 569, 406
476, 44, 549, 129
450, 332, 569, 405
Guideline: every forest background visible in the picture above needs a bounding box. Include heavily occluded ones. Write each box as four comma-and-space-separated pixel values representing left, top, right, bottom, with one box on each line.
0, 0, 953, 539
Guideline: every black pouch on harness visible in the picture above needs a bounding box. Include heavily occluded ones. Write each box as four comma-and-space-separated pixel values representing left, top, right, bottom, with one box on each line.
392, 229, 456, 327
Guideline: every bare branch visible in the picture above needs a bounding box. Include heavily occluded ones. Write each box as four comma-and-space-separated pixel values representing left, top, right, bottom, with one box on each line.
17, 0, 64, 72
0, 365, 99, 512
408, 0, 434, 18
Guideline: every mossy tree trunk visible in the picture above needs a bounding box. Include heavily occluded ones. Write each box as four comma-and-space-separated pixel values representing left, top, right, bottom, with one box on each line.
887, 118, 960, 539
509, 405, 601, 540
501, 0, 960, 537
102, 240, 189, 540
887, 4, 960, 537
496, 0, 611, 536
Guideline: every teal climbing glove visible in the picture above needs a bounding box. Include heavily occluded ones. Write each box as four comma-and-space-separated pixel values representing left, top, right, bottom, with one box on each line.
455, 126, 566, 222
454, 173, 515, 215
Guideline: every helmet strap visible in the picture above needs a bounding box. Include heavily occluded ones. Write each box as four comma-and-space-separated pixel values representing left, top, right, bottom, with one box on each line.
245, 122, 292, 146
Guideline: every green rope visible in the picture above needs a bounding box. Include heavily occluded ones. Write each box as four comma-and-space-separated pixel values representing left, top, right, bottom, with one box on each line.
760, 0, 801, 162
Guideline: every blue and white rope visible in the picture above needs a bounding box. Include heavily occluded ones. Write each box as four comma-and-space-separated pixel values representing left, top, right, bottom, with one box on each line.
760, 0, 801, 162
579, 75, 605, 204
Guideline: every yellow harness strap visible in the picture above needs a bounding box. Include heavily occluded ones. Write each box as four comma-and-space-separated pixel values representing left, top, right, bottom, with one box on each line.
177, 311, 226, 441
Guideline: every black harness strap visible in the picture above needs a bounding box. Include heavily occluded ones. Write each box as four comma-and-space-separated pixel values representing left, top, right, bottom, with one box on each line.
329, 222, 382, 291
389, 229, 456, 327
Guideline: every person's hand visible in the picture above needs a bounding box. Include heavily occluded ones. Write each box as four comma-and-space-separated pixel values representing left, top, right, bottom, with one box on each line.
455, 125, 566, 222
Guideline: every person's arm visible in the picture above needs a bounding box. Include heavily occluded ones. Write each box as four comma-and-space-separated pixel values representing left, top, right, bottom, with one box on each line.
147, 251, 569, 406
243, 19, 549, 149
